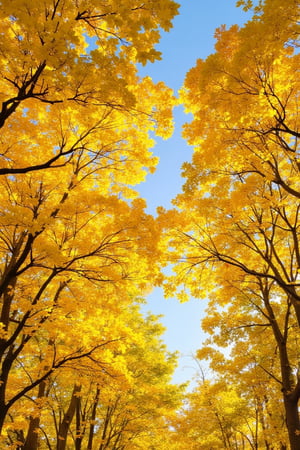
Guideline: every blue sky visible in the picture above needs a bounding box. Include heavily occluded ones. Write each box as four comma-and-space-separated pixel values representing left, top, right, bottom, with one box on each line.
138, 1, 251, 388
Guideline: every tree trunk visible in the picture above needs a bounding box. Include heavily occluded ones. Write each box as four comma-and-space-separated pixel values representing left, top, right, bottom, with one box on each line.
0, 402, 8, 436
75, 392, 82, 450
22, 379, 47, 450
262, 289, 300, 449
57, 383, 81, 450
99, 405, 111, 450
0, 345, 15, 433
283, 392, 300, 450
276, 338, 300, 450
87, 386, 100, 450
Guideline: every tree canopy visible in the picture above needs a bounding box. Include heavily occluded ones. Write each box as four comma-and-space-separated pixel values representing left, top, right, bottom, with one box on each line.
0, 0, 184, 448
1, 0, 300, 448
158, 0, 300, 448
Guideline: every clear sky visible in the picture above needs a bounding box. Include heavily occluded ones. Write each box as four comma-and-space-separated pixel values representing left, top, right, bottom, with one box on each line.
138, 1, 251, 388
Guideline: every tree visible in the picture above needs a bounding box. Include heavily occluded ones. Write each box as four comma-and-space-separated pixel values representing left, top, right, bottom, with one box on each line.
196, 279, 292, 449
174, 378, 266, 449
16, 306, 184, 449
0, 0, 180, 446
159, 1, 300, 448
0, 0, 179, 175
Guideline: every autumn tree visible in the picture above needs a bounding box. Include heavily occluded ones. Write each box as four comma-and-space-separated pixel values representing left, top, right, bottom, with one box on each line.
195, 278, 293, 449
174, 377, 267, 449
14, 306, 184, 449
159, 0, 300, 448
63, 308, 184, 450
0, 0, 181, 446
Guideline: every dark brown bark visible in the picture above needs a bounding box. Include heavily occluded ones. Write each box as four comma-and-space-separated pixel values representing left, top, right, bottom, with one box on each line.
75, 392, 82, 450
22, 379, 48, 450
262, 287, 300, 450
57, 383, 82, 450
87, 386, 100, 450
283, 390, 300, 450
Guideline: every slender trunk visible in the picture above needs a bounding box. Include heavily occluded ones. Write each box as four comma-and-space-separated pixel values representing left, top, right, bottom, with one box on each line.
259, 399, 271, 449
87, 386, 100, 450
57, 383, 81, 450
275, 336, 300, 449
99, 406, 111, 450
214, 409, 231, 448
75, 393, 82, 450
112, 430, 122, 449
